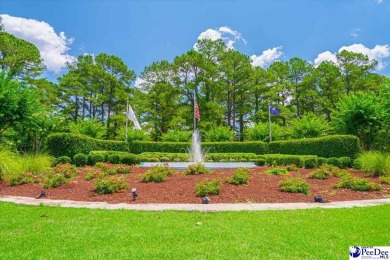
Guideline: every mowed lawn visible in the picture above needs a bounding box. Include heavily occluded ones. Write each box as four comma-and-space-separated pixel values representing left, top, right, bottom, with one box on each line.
0, 202, 389, 259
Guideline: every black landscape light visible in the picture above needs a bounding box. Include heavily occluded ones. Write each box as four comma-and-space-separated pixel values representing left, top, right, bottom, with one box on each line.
314, 195, 326, 203
35, 190, 46, 199
131, 188, 138, 201
202, 196, 210, 204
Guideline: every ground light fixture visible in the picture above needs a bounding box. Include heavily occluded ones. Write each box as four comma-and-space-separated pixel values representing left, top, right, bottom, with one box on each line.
314, 195, 326, 203
202, 196, 210, 204
131, 188, 138, 201
35, 190, 46, 199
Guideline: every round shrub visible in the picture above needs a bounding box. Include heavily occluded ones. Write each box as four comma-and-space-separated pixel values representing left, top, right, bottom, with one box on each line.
107, 154, 121, 164
317, 157, 327, 166
303, 158, 318, 169
89, 154, 105, 165
73, 153, 88, 167
327, 157, 340, 168
120, 154, 140, 165
279, 177, 310, 195
94, 176, 128, 194
53, 156, 72, 166
160, 156, 170, 162
256, 158, 266, 166
338, 157, 352, 169
227, 168, 249, 185
195, 179, 221, 196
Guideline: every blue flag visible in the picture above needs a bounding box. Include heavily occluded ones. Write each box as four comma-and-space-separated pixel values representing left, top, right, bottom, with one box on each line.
269, 106, 281, 116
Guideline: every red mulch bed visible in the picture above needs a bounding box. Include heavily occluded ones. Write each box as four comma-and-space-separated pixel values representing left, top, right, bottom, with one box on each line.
1, 166, 389, 204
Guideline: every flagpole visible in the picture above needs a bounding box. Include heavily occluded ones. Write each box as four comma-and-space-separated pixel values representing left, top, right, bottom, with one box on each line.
268, 100, 272, 142
125, 100, 129, 141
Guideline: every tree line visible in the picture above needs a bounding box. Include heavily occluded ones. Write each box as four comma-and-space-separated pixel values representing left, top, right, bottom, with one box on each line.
0, 24, 389, 153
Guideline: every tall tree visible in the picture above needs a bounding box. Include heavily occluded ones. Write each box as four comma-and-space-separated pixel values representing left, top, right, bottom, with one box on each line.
0, 30, 45, 78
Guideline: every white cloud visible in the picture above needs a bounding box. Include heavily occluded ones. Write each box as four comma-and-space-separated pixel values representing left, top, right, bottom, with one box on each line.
250, 46, 283, 68
194, 26, 246, 49
313, 51, 338, 66
314, 43, 390, 70
375, 0, 383, 3
0, 14, 76, 73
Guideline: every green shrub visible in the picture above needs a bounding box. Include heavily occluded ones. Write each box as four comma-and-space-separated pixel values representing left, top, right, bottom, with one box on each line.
162, 130, 191, 142
107, 154, 121, 164
42, 163, 77, 188
327, 157, 340, 168
85, 170, 101, 181
379, 176, 390, 184
68, 118, 106, 139
265, 167, 288, 175
308, 168, 332, 180
279, 177, 310, 195
114, 164, 132, 174
52, 163, 78, 179
120, 154, 140, 165
130, 141, 268, 155
355, 151, 390, 177
142, 165, 173, 183
184, 163, 209, 175
88, 154, 105, 165
19, 155, 52, 174
227, 168, 249, 185
4, 172, 37, 186
333, 170, 351, 178
245, 122, 288, 142
338, 157, 352, 169
256, 158, 266, 166
269, 135, 360, 158
53, 156, 72, 166
303, 158, 318, 169
334, 176, 381, 191
286, 164, 299, 171
46, 133, 129, 158
317, 157, 327, 166
160, 156, 170, 162
289, 113, 329, 139
262, 154, 313, 167
94, 176, 128, 194
73, 153, 88, 167
205, 125, 235, 142
42, 174, 67, 189
195, 179, 221, 196
0, 150, 20, 180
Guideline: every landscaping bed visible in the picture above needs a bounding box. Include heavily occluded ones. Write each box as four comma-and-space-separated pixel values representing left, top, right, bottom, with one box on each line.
1, 166, 389, 204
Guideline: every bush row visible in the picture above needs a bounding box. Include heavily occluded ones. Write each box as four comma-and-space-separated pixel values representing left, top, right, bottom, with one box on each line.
47, 133, 360, 159
46, 133, 129, 158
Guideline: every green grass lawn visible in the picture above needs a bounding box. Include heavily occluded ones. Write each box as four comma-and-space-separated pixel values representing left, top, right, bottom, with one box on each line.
0, 202, 389, 259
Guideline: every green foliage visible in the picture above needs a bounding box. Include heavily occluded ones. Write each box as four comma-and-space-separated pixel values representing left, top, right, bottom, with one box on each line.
42, 163, 77, 188
308, 167, 332, 180
245, 122, 288, 142
265, 167, 288, 175
53, 156, 72, 166
279, 177, 310, 195
123, 129, 151, 142
184, 163, 209, 175
4, 172, 37, 186
256, 158, 266, 166
68, 119, 106, 139
379, 176, 390, 184
94, 176, 128, 194
289, 113, 329, 139
120, 154, 140, 165
355, 151, 390, 177
73, 153, 88, 167
0, 71, 41, 136
85, 170, 100, 181
0, 150, 20, 180
205, 153, 256, 162
303, 158, 318, 169
331, 93, 382, 150
227, 168, 249, 185
88, 154, 105, 165
162, 130, 191, 142
0, 31, 45, 78
19, 155, 52, 174
334, 176, 381, 191
269, 135, 360, 158
205, 125, 234, 142
107, 154, 121, 164
46, 133, 129, 158
195, 179, 221, 196
130, 141, 268, 154
142, 164, 173, 183
262, 154, 315, 167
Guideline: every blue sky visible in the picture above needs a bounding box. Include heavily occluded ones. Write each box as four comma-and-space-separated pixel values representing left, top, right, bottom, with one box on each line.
1, 0, 390, 81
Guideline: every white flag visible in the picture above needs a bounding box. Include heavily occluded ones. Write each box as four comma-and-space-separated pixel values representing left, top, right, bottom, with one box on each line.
126, 103, 142, 130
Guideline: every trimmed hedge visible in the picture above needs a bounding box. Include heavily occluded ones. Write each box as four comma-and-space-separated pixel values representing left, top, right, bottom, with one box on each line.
130, 141, 268, 155
268, 135, 360, 158
46, 133, 129, 158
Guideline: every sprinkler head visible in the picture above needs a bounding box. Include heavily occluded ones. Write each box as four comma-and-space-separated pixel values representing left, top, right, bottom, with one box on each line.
35, 190, 46, 199
202, 196, 210, 204
314, 195, 326, 203
131, 188, 138, 201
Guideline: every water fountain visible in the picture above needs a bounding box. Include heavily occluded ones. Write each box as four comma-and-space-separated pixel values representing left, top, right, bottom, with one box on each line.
140, 129, 256, 170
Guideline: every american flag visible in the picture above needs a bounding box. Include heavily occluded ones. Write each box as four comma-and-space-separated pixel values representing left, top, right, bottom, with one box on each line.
195, 101, 200, 120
